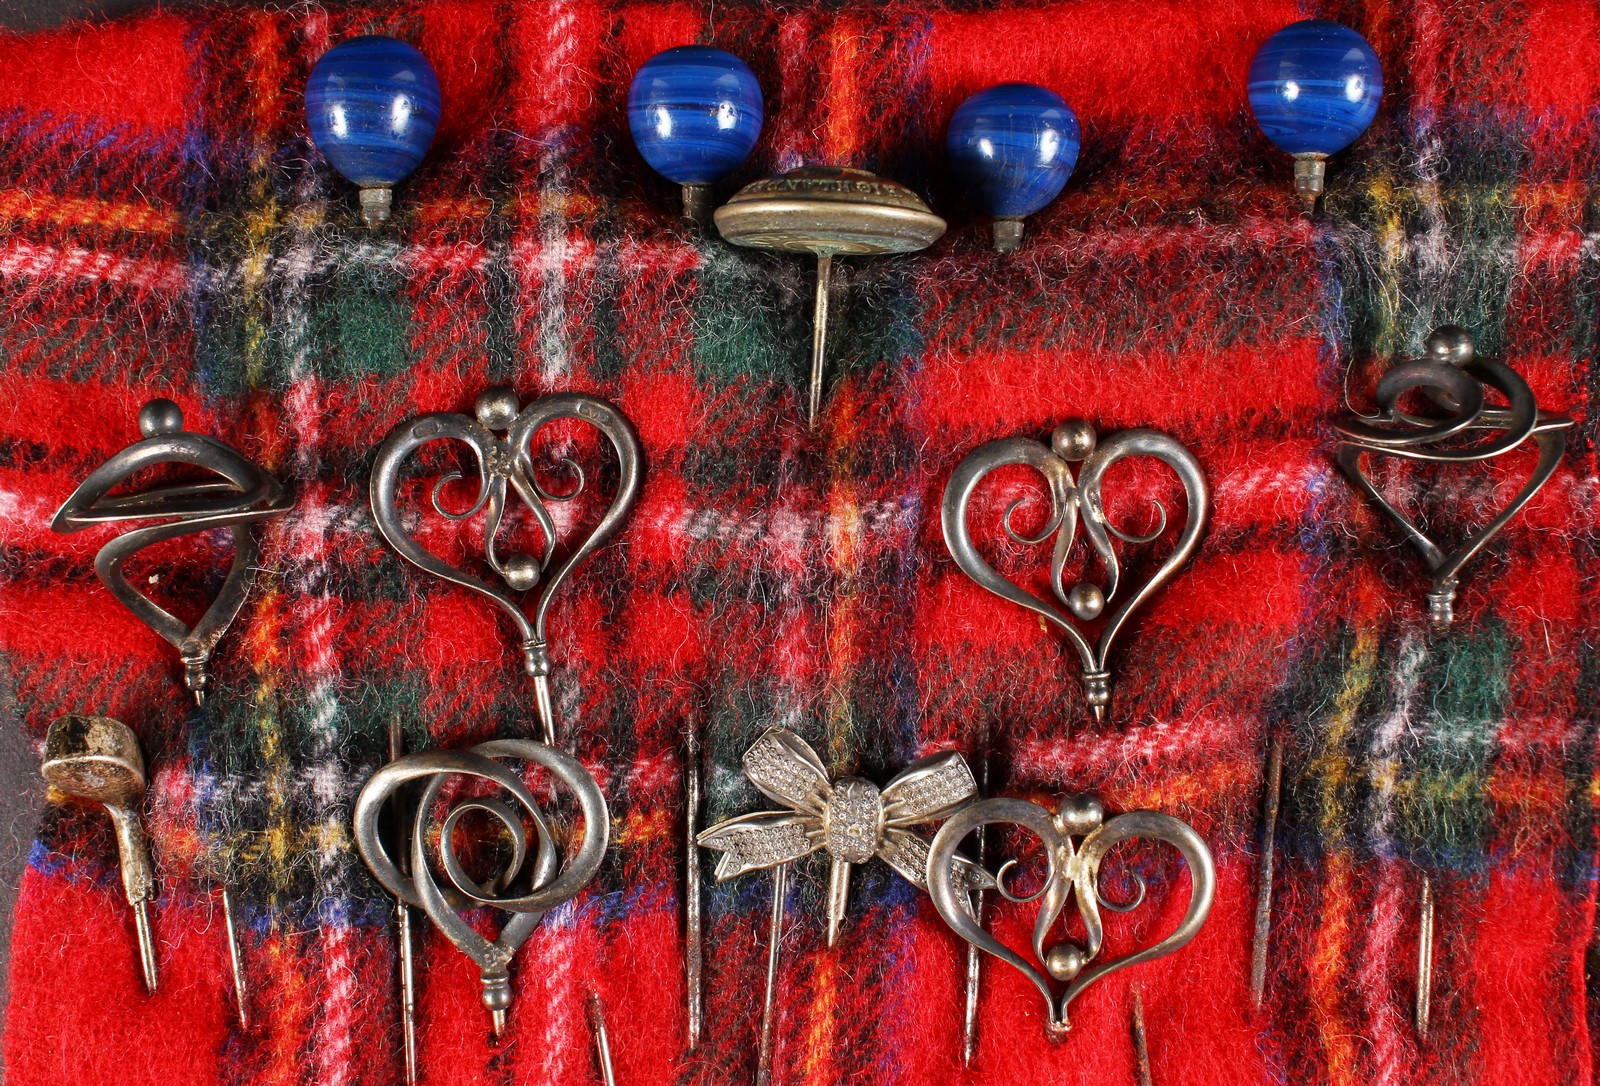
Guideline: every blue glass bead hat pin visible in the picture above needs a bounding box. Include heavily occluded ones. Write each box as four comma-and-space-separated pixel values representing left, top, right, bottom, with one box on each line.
948, 82, 1081, 252
629, 45, 764, 224
1248, 19, 1382, 211
306, 36, 442, 228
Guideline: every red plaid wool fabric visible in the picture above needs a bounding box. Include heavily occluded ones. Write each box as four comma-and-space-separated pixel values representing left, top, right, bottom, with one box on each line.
0, 2, 1596, 1085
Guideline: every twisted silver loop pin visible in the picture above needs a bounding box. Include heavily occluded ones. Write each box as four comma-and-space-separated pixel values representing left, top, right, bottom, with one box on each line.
353, 739, 610, 1036
369, 389, 642, 745
941, 419, 1208, 720
1333, 325, 1572, 625
51, 398, 292, 703
927, 792, 1215, 1039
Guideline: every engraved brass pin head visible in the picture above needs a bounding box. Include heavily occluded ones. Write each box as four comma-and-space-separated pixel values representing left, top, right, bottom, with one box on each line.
51, 399, 292, 702
1334, 325, 1572, 625
714, 166, 946, 426
942, 419, 1209, 721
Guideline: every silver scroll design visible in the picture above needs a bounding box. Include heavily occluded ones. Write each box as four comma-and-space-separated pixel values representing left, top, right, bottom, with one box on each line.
352, 739, 610, 1035
368, 389, 643, 743
927, 793, 1215, 1038
1333, 325, 1572, 625
51, 398, 292, 703
696, 727, 994, 945
941, 419, 1209, 720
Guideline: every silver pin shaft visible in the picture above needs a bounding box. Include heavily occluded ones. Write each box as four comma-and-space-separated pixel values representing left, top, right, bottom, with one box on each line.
1416, 875, 1434, 1042
807, 254, 834, 428
222, 888, 250, 1028
756, 862, 789, 1086
1132, 985, 1153, 1086
132, 898, 158, 993
685, 729, 704, 1052
962, 755, 991, 1067
388, 717, 420, 1086
1250, 737, 1284, 1009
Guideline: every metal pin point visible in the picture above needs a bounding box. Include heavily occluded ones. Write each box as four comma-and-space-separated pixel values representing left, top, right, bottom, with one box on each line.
41, 715, 159, 993
221, 888, 250, 1028
386, 716, 419, 1086
1250, 737, 1284, 1010
756, 862, 789, 1086
714, 166, 946, 427
962, 753, 991, 1068
1132, 984, 1154, 1086
684, 727, 704, 1052
588, 991, 618, 1086
1416, 875, 1434, 1042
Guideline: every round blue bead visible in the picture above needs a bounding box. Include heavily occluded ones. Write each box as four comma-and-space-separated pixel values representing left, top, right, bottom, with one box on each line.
947, 83, 1080, 219
628, 46, 763, 185
306, 36, 441, 188
1248, 20, 1382, 157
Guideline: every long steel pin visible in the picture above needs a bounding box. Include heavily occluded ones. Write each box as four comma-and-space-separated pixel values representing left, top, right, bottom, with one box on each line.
1131, 984, 1154, 1086
1416, 875, 1434, 1042
387, 717, 419, 1086
221, 888, 250, 1028
685, 727, 704, 1052
1250, 737, 1284, 1010
962, 754, 991, 1067
756, 862, 790, 1086
589, 991, 618, 1086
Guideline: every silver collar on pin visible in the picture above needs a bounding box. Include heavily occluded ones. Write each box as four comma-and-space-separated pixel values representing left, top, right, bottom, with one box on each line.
368, 389, 643, 745
50, 398, 292, 704
1333, 325, 1572, 625
927, 790, 1215, 1040
941, 419, 1209, 721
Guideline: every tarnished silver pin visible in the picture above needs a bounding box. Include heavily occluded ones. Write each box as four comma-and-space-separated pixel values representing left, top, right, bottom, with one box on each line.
714, 167, 946, 426
1249, 736, 1284, 1010
51, 398, 291, 704
942, 419, 1209, 721
928, 791, 1215, 1040
698, 728, 989, 1084
41, 715, 159, 993
962, 752, 992, 1068
1416, 873, 1434, 1042
369, 390, 642, 746
353, 740, 610, 1039
1334, 325, 1572, 625
684, 725, 704, 1053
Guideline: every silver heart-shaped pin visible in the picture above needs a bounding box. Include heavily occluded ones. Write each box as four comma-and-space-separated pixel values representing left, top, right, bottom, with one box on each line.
927, 792, 1214, 1038
941, 419, 1208, 720
353, 738, 610, 1036
369, 390, 643, 743
51, 398, 292, 703
1333, 326, 1572, 625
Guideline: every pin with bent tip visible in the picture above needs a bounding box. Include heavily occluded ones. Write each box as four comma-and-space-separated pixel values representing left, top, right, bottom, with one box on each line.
941, 419, 1209, 721
1247, 19, 1383, 211
947, 83, 1080, 252
1332, 326, 1572, 625
697, 728, 990, 1083
628, 45, 764, 224
51, 398, 292, 704
368, 389, 643, 746
41, 715, 159, 993
714, 166, 946, 426
306, 36, 442, 227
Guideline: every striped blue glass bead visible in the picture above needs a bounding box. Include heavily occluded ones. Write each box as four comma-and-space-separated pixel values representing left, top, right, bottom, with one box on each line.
628, 46, 763, 186
1248, 20, 1382, 156
948, 83, 1080, 220
306, 36, 441, 190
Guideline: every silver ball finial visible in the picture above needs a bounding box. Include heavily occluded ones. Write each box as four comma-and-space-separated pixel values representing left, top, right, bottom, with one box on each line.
1055, 794, 1106, 836
474, 388, 521, 432
1045, 941, 1087, 981
1424, 325, 1475, 368
138, 398, 185, 438
1067, 582, 1105, 621
1051, 419, 1098, 462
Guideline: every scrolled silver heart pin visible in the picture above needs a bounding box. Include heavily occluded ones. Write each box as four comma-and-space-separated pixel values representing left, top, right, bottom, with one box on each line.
941, 418, 1208, 720
1333, 325, 1572, 625
927, 790, 1215, 1039
369, 389, 642, 744
51, 398, 292, 703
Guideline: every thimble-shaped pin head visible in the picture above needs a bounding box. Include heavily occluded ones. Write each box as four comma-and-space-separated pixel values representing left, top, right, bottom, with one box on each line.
42, 715, 146, 808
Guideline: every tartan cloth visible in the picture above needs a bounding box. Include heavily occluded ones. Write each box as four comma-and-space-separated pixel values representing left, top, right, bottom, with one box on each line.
0, 1, 1596, 1084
